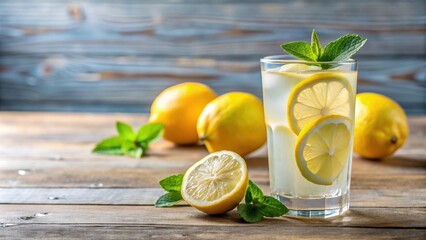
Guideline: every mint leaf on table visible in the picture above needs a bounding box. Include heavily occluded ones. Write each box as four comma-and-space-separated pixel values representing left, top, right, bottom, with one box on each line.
92, 122, 164, 159
319, 34, 367, 61
126, 147, 144, 158
116, 122, 135, 141
280, 29, 367, 68
155, 191, 183, 207
280, 42, 317, 62
137, 123, 164, 143
245, 180, 263, 204
160, 174, 184, 192
238, 180, 288, 223
237, 204, 264, 223
155, 174, 184, 207
258, 196, 288, 217
92, 136, 124, 155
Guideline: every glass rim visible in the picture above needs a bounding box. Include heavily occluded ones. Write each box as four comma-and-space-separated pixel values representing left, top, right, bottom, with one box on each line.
260, 55, 357, 64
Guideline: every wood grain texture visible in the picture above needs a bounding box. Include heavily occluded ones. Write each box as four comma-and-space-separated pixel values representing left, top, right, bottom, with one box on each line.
1, 188, 425, 208
0, 56, 425, 114
1, 225, 424, 240
0, 0, 425, 113
0, 205, 425, 228
1, 1, 425, 56
0, 112, 424, 189
0, 112, 425, 239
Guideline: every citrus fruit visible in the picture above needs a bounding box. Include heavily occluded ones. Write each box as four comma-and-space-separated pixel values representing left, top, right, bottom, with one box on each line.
295, 115, 351, 185
149, 82, 216, 145
354, 93, 409, 159
197, 92, 267, 156
287, 73, 354, 134
181, 151, 249, 215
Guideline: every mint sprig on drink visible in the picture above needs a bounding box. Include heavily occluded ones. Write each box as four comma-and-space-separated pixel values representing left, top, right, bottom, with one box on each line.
93, 122, 163, 158
281, 29, 367, 68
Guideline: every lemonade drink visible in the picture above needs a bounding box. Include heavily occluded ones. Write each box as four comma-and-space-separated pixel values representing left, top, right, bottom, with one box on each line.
261, 56, 357, 217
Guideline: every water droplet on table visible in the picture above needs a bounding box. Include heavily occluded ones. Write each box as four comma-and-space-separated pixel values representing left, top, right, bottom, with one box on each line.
34, 212, 49, 217
48, 196, 61, 200
48, 155, 64, 161
17, 169, 31, 175
90, 183, 103, 188
1, 223, 16, 228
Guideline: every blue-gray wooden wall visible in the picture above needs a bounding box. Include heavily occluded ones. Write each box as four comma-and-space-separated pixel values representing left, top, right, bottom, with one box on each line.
0, 0, 425, 114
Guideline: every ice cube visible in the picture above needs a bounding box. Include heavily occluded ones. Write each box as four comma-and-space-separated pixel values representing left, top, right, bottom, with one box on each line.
280, 63, 321, 72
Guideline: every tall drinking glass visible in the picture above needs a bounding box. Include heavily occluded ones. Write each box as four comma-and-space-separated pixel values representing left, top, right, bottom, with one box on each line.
260, 55, 357, 217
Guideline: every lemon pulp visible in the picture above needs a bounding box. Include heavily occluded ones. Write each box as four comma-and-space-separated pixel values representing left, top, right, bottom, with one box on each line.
287, 73, 354, 135
181, 151, 248, 215
295, 115, 351, 185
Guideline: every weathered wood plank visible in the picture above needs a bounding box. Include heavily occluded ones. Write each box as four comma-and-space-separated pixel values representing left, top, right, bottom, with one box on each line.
0, 1, 425, 56
0, 151, 425, 189
0, 165, 425, 189
0, 205, 425, 228
0, 0, 425, 113
0, 56, 425, 113
0, 113, 424, 188
0, 113, 423, 159
0, 188, 425, 208
0, 224, 424, 240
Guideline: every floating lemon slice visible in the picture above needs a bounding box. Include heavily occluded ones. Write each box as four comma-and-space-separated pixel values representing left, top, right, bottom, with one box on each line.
287, 73, 354, 134
295, 115, 352, 185
181, 151, 248, 215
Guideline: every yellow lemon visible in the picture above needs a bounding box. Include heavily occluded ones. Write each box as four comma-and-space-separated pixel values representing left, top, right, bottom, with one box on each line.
295, 115, 352, 185
181, 151, 249, 215
149, 82, 216, 145
354, 93, 409, 159
197, 92, 267, 156
287, 73, 354, 135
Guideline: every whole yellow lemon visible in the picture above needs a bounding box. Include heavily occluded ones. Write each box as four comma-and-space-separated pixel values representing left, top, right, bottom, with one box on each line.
197, 92, 267, 156
354, 93, 409, 159
149, 82, 216, 145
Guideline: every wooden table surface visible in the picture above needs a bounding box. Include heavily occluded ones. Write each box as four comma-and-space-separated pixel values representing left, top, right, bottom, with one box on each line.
0, 112, 425, 239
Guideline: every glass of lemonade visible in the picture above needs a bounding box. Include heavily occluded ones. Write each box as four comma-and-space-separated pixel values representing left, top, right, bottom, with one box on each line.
260, 55, 357, 217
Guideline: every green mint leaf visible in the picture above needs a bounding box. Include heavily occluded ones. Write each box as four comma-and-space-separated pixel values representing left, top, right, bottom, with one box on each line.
311, 29, 323, 58
92, 148, 124, 155
280, 42, 317, 62
137, 123, 164, 143
159, 174, 184, 192
121, 140, 136, 153
126, 147, 144, 158
245, 180, 264, 203
139, 141, 148, 151
258, 196, 289, 217
92, 136, 124, 155
116, 122, 135, 141
155, 191, 183, 207
237, 204, 264, 223
319, 34, 367, 61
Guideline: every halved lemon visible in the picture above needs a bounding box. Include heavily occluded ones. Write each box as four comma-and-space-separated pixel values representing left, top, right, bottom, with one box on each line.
295, 115, 351, 185
287, 73, 354, 134
181, 151, 248, 215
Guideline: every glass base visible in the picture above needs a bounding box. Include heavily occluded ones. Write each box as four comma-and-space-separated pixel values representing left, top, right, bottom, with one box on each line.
273, 192, 349, 218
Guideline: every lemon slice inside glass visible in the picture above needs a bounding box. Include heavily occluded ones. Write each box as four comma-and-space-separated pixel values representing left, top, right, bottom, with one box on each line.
287, 73, 354, 134
181, 150, 248, 215
295, 115, 351, 185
